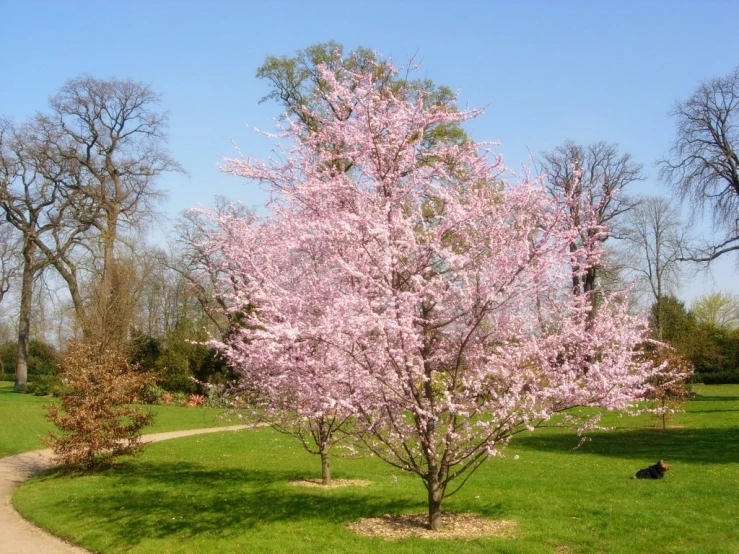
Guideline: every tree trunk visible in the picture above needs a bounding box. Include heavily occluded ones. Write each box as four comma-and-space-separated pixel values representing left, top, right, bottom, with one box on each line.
15, 240, 34, 391
661, 398, 667, 430
320, 446, 331, 486
426, 475, 443, 531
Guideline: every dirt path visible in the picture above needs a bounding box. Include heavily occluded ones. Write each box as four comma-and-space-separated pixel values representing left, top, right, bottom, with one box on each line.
0, 425, 251, 554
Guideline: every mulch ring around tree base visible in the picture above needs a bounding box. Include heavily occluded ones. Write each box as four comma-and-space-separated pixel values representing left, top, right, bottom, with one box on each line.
289, 478, 372, 488
346, 513, 517, 540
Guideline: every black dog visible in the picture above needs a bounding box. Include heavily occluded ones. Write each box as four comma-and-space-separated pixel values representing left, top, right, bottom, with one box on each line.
633, 460, 670, 479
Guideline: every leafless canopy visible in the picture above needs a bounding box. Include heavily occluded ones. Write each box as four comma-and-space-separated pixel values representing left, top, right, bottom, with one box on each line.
659, 66, 739, 263
167, 197, 254, 334
0, 117, 88, 389
34, 75, 184, 348
538, 141, 643, 299
540, 140, 643, 235
621, 196, 687, 310
0, 223, 20, 304
40, 75, 183, 232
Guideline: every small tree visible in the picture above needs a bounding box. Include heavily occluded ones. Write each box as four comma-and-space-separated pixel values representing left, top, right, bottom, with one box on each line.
208, 209, 355, 485
44, 342, 156, 470
644, 348, 692, 429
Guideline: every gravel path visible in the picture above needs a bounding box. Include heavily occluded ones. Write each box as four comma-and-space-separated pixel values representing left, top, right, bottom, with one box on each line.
0, 425, 251, 554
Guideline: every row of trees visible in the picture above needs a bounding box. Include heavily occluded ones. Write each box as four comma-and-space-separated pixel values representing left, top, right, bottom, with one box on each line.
0, 79, 232, 392
3, 45, 737, 395
0, 76, 184, 390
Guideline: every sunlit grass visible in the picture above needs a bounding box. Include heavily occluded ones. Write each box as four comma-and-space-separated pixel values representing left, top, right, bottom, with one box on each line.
0, 381, 236, 457
11, 385, 739, 553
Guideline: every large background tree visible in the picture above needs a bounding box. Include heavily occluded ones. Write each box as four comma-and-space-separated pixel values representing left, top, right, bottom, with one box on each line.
256, 42, 467, 151
659, 65, 739, 263
621, 196, 687, 338
2, 76, 185, 389
0, 119, 84, 390
538, 141, 644, 310
167, 197, 253, 335
691, 292, 739, 330
34, 75, 183, 349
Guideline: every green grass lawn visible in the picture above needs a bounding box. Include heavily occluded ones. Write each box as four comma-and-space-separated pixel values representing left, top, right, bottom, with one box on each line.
10, 385, 739, 553
0, 381, 237, 457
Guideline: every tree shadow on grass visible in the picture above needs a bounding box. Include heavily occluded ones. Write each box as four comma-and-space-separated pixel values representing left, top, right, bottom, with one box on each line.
514, 427, 739, 466
34, 461, 418, 548
689, 395, 739, 402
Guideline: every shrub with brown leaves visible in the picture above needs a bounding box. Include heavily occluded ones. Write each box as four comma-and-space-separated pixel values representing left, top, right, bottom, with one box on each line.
186, 394, 205, 407
645, 348, 692, 429
44, 342, 157, 470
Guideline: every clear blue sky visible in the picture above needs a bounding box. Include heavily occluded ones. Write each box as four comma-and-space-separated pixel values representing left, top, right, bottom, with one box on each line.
1, 0, 737, 303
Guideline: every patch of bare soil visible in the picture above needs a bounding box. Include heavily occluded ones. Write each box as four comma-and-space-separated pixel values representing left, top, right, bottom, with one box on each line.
289, 478, 372, 488
346, 512, 517, 540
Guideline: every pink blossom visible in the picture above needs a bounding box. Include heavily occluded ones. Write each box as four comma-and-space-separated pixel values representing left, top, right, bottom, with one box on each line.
203, 58, 668, 530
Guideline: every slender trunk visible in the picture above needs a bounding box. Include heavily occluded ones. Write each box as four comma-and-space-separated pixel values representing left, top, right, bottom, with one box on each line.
98, 220, 116, 348
15, 240, 35, 391
661, 398, 667, 430
100, 169, 124, 349
656, 282, 664, 341
316, 417, 333, 485
320, 447, 331, 486
421, 315, 443, 530
584, 267, 598, 323
426, 473, 443, 531
34, 239, 89, 338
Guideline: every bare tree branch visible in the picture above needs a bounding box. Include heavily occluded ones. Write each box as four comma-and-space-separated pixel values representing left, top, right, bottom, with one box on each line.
659, 66, 739, 265
36, 75, 185, 348
538, 140, 644, 302
620, 196, 687, 329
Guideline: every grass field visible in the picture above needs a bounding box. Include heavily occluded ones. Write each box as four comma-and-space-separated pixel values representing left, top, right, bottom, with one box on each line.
0, 382, 236, 457
8, 384, 739, 553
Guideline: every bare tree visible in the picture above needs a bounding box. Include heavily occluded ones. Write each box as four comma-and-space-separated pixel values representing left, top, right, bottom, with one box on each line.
538, 141, 644, 310
621, 196, 687, 338
0, 119, 83, 390
166, 198, 254, 334
34, 75, 184, 349
659, 66, 739, 263
0, 222, 20, 305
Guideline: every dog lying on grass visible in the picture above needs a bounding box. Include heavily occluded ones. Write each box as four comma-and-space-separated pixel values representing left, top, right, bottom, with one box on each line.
633, 460, 670, 479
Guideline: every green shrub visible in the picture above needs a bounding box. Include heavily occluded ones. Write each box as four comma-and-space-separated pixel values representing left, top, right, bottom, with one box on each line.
0, 340, 60, 377
171, 391, 188, 406
23, 374, 60, 396
692, 371, 739, 384
127, 331, 235, 394
140, 384, 166, 404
